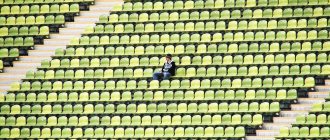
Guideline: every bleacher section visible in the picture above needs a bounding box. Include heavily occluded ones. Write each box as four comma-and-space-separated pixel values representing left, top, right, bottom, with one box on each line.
0, 0, 329, 139
0, 0, 94, 72
277, 102, 330, 139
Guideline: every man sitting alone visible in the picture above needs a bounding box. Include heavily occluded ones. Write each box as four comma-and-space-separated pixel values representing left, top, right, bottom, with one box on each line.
152, 54, 176, 80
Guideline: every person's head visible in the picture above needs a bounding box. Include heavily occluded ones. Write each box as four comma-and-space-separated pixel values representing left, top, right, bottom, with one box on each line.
165, 54, 172, 62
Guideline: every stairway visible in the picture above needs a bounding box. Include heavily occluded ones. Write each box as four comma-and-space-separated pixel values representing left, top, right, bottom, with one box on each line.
0, 0, 123, 93
246, 79, 330, 140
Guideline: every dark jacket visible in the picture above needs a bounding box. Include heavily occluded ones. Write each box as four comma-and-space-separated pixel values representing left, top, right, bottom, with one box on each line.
161, 61, 176, 76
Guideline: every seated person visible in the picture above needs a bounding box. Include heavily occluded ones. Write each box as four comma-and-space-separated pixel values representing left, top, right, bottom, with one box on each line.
153, 54, 176, 80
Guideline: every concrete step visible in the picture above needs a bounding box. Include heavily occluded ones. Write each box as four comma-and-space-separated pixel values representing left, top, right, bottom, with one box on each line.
89, 5, 115, 11
0, 78, 21, 84
20, 56, 51, 62
94, 1, 123, 6
28, 50, 54, 56
80, 11, 109, 16
34, 45, 66, 51
44, 39, 71, 45
308, 92, 329, 98
66, 22, 95, 28
59, 28, 84, 34
298, 97, 325, 104
0, 85, 10, 90
263, 123, 292, 130
13, 62, 40, 67
256, 130, 279, 136
67, 22, 95, 29
325, 79, 330, 85
280, 110, 309, 117
245, 136, 275, 140
315, 85, 330, 92
74, 16, 99, 22
95, 0, 122, 2
4, 66, 34, 74
273, 117, 296, 124
50, 34, 80, 39
0, 90, 7, 94
0, 73, 25, 79
290, 104, 313, 111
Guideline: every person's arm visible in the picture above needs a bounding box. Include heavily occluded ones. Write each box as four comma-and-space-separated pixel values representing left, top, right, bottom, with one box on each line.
161, 63, 165, 72
170, 62, 176, 75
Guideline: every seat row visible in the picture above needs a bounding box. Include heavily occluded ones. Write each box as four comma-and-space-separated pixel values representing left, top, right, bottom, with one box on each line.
294, 114, 330, 125
0, 102, 280, 114
0, 37, 34, 46
89, 18, 329, 34
278, 127, 330, 138
70, 30, 329, 45
43, 53, 330, 68
0, 126, 245, 138
9, 77, 315, 92
0, 48, 19, 58
310, 102, 330, 112
113, 0, 328, 12
0, 4, 79, 15
25, 65, 329, 80
0, 114, 262, 127
56, 42, 330, 57
2, 89, 297, 102
102, 7, 329, 23
0, 0, 92, 5
0, 15, 65, 25
0, 26, 49, 36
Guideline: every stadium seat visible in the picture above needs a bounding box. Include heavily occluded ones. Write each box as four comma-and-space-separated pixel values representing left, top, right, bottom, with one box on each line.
1, 0, 328, 139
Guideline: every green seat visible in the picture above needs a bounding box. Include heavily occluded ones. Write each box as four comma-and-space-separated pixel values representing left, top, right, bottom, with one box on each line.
320, 127, 329, 136
99, 15, 109, 23
163, 1, 173, 9
69, 4, 79, 12
124, 2, 133, 10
